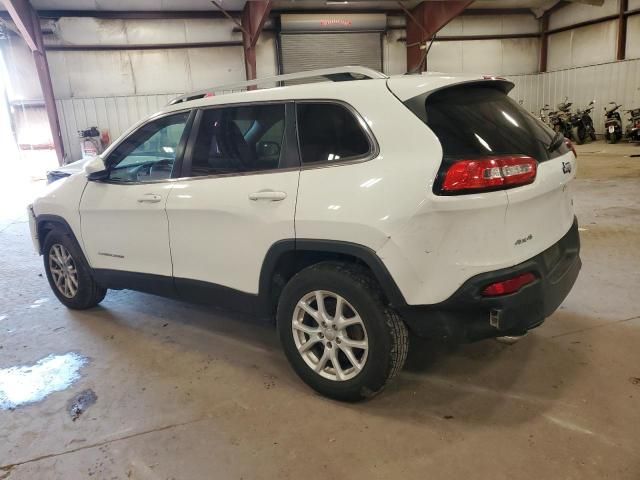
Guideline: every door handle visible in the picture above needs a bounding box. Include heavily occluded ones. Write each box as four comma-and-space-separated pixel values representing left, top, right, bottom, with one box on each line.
248, 190, 287, 202
137, 193, 162, 203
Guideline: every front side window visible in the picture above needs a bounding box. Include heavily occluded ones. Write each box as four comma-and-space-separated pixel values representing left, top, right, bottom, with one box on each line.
189, 104, 286, 176
107, 112, 190, 183
296, 103, 371, 164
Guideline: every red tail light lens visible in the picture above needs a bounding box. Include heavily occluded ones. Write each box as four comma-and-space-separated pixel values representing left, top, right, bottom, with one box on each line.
441, 156, 537, 193
482, 272, 536, 297
565, 138, 577, 158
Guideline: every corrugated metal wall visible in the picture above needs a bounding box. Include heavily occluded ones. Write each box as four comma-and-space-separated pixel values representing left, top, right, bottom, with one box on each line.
509, 58, 640, 134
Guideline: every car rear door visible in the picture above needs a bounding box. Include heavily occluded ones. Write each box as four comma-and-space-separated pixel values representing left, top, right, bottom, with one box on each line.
165, 102, 299, 310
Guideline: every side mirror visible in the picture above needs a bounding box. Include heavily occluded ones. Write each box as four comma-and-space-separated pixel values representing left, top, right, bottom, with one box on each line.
84, 156, 108, 181
257, 141, 280, 157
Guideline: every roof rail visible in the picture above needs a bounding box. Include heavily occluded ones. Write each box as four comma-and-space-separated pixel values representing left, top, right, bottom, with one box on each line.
168, 66, 388, 105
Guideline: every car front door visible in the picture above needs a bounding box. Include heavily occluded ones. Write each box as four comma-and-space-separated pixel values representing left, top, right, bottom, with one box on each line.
80, 110, 193, 288
165, 102, 299, 311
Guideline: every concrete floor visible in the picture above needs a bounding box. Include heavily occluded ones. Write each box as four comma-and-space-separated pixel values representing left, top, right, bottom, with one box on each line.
1, 141, 639, 479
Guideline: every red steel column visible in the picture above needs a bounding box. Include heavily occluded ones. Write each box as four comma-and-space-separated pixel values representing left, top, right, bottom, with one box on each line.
617, 0, 628, 60
241, 0, 273, 83
406, 0, 473, 72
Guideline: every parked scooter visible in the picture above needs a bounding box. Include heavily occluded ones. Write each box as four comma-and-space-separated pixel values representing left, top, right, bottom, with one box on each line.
571, 101, 596, 145
625, 107, 640, 143
604, 102, 623, 144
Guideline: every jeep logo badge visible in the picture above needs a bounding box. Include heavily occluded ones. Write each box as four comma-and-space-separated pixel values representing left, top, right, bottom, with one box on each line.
562, 161, 572, 174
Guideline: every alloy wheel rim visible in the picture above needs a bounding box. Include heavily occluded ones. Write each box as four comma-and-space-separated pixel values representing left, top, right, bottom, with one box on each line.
292, 290, 369, 381
49, 244, 78, 298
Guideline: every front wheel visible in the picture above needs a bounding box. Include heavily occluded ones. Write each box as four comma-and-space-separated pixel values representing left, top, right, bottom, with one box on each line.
43, 228, 107, 309
277, 263, 408, 401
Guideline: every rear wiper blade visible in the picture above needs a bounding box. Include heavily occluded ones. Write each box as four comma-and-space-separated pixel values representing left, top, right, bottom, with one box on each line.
547, 131, 564, 153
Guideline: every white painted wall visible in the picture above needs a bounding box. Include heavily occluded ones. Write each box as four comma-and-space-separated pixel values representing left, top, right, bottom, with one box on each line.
549, 0, 619, 30
547, 20, 618, 70
440, 14, 539, 35
0, 36, 42, 102
428, 38, 539, 75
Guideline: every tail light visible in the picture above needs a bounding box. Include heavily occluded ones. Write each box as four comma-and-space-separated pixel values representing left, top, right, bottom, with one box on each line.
439, 155, 537, 194
482, 272, 536, 297
565, 138, 577, 158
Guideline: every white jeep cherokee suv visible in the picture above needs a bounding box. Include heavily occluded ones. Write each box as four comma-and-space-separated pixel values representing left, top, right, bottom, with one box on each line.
28, 67, 581, 401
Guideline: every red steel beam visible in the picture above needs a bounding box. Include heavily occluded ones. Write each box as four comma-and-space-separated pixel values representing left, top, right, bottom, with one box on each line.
4, 0, 65, 165
405, 0, 473, 73
241, 0, 273, 83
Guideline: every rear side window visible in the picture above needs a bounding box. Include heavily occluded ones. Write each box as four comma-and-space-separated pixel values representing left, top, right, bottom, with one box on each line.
189, 104, 285, 176
296, 103, 372, 164
415, 85, 567, 163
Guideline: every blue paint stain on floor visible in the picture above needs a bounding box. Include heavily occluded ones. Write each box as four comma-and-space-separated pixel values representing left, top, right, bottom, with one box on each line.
0, 353, 88, 410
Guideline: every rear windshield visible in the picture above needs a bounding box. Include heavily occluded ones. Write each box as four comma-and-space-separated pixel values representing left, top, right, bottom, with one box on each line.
407, 84, 567, 162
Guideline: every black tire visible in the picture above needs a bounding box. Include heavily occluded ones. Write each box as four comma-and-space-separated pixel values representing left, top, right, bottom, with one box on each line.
277, 262, 408, 401
43, 227, 107, 309
589, 129, 596, 141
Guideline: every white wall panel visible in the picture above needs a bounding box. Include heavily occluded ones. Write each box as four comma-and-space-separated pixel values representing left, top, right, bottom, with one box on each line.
509, 58, 640, 135
549, 0, 619, 30
255, 32, 278, 80
383, 30, 407, 75
572, 20, 617, 66
462, 39, 503, 73
52, 17, 240, 45
630, 0, 640, 8
427, 41, 463, 73
438, 14, 539, 36
626, 15, 640, 60
502, 38, 539, 74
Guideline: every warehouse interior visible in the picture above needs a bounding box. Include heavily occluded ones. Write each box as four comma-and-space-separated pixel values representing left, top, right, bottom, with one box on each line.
0, 0, 639, 478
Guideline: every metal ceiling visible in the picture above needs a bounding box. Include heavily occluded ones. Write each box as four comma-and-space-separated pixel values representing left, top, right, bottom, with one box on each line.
0, 0, 600, 13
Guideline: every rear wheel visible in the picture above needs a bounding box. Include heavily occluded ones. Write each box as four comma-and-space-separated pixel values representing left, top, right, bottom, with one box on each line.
43, 228, 107, 309
277, 263, 408, 401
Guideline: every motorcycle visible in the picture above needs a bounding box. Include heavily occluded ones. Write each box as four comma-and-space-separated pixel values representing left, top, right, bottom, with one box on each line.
550, 98, 575, 141
625, 108, 640, 143
604, 102, 623, 144
571, 101, 596, 145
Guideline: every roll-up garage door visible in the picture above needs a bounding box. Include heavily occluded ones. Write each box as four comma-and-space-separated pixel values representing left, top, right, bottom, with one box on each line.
280, 32, 383, 75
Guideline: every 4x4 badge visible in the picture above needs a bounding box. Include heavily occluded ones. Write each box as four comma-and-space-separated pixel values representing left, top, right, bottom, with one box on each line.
562, 161, 572, 174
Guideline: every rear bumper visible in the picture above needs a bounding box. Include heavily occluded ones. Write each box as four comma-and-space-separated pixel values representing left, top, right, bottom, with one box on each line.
399, 217, 581, 342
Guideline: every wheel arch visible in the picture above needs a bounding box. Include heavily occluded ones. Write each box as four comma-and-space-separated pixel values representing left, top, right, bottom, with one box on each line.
36, 214, 80, 255
258, 239, 407, 316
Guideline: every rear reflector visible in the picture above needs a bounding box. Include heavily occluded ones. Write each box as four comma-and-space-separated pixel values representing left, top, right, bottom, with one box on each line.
441, 156, 537, 193
482, 272, 536, 297
565, 138, 577, 158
